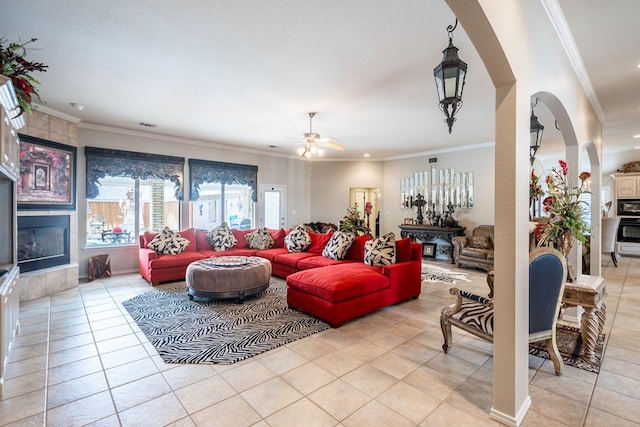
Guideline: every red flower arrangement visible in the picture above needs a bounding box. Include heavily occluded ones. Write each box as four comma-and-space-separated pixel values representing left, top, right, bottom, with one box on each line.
537, 160, 591, 248
0, 37, 48, 116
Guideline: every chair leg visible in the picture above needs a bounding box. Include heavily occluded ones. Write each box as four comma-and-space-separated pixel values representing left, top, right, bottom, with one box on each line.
440, 315, 452, 353
611, 252, 618, 267
545, 338, 564, 376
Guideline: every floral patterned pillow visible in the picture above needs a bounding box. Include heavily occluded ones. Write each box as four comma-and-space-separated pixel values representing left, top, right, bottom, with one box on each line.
147, 227, 190, 255
284, 224, 312, 253
207, 222, 238, 251
364, 232, 396, 266
245, 228, 274, 250
322, 231, 356, 260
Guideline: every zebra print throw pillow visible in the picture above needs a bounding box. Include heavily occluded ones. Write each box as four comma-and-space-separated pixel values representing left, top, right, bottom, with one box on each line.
245, 228, 274, 250
147, 226, 190, 255
364, 232, 396, 266
284, 224, 312, 253
322, 231, 356, 260
207, 222, 238, 251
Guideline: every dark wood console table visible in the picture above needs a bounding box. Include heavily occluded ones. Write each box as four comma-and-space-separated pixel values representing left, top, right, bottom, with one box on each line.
399, 224, 466, 263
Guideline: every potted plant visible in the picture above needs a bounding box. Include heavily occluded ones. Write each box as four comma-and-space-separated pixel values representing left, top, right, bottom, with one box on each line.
0, 37, 48, 116
339, 204, 370, 236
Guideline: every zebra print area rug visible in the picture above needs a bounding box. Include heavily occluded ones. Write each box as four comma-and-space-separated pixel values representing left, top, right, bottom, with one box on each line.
122, 280, 329, 364
529, 324, 605, 373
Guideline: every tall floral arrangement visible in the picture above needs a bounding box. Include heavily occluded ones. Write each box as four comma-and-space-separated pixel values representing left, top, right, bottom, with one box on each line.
0, 37, 48, 115
537, 160, 591, 248
339, 204, 370, 235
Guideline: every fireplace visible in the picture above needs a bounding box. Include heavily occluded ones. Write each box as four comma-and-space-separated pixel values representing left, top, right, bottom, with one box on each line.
17, 215, 70, 273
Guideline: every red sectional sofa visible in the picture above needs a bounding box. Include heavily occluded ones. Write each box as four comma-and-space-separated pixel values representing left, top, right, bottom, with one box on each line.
138, 227, 422, 326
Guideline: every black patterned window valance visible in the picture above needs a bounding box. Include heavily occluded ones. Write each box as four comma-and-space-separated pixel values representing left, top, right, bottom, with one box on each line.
189, 159, 258, 202
85, 147, 185, 200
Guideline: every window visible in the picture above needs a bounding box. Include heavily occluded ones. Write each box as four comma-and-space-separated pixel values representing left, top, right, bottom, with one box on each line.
86, 177, 181, 246
189, 159, 258, 231
85, 147, 184, 246
190, 182, 254, 230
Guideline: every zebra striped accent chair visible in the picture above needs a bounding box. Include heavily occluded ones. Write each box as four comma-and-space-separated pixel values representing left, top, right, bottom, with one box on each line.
440, 247, 567, 375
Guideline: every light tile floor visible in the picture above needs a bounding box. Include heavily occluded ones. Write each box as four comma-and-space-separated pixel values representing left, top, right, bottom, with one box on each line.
1, 257, 639, 426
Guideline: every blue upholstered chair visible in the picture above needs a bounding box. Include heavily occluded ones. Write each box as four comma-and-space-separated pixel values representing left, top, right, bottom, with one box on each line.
440, 247, 567, 375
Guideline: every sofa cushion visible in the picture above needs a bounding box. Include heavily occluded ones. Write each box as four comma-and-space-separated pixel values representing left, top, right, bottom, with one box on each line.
297, 255, 353, 270
273, 251, 316, 268
207, 222, 238, 251
148, 251, 204, 268
460, 247, 488, 259
364, 233, 396, 266
254, 247, 288, 262
200, 248, 258, 258
245, 228, 275, 250
395, 237, 412, 262
285, 224, 312, 253
322, 231, 355, 260
345, 234, 372, 262
472, 236, 492, 249
147, 227, 190, 255
286, 264, 388, 303
307, 232, 334, 255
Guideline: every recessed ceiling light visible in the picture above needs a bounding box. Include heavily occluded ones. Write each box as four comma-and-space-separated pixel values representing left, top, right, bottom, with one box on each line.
634, 134, 640, 138
363, 153, 370, 157
70, 102, 85, 110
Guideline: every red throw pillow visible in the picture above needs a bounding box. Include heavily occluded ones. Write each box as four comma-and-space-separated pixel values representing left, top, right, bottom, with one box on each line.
395, 237, 412, 262
267, 228, 286, 248
178, 228, 197, 252
231, 228, 252, 249
306, 231, 334, 254
195, 229, 211, 251
346, 234, 373, 261
143, 231, 159, 247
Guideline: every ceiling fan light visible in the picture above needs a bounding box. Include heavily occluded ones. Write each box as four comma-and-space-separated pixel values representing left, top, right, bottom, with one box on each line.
310, 144, 318, 154
317, 148, 325, 156
304, 151, 312, 158
297, 147, 306, 156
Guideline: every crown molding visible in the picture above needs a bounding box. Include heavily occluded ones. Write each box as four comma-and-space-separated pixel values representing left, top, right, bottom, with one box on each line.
541, 0, 606, 124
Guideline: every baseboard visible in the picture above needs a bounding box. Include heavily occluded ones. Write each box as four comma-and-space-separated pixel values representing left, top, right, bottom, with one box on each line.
490, 395, 531, 427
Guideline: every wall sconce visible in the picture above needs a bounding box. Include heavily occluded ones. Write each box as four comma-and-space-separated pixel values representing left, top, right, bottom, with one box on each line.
530, 98, 544, 166
433, 19, 468, 134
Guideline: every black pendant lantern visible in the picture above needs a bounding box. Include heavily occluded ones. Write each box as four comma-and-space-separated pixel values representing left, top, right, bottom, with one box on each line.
433, 19, 467, 133
530, 99, 544, 166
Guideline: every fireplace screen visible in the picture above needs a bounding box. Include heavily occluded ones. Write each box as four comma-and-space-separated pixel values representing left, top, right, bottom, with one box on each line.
17, 215, 70, 272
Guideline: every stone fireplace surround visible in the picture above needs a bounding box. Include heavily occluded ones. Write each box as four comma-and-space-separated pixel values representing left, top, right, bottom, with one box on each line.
17, 110, 80, 302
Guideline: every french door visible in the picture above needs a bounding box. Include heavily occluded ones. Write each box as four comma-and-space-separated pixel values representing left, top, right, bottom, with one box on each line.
260, 184, 286, 229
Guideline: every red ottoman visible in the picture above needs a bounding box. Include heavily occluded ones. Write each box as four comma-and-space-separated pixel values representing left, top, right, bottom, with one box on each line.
286, 263, 391, 327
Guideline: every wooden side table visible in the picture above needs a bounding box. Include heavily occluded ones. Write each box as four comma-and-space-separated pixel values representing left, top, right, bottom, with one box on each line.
561, 276, 606, 362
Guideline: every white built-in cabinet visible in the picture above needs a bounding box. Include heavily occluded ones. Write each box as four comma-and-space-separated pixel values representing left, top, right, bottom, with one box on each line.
0, 75, 22, 398
615, 174, 640, 199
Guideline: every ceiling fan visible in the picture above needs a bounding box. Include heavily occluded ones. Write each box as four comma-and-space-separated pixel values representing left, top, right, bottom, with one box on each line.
295, 112, 345, 158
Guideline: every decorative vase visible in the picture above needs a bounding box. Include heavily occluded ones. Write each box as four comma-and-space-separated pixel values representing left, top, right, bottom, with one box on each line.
557, 230, 576, 282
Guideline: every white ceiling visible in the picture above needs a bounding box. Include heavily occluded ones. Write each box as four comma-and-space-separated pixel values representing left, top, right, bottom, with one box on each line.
1, 0, 638, 162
